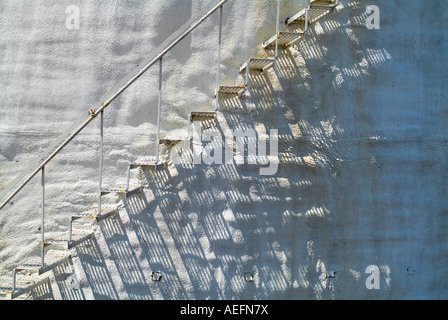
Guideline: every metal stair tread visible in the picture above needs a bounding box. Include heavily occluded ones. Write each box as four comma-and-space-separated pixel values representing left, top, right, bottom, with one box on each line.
44, 239, 70, 250
159, 138, 185, 145
0, 288, 13, 298
45, 233, 91, 249
309, 0, 337, 6
15, 253, 70, 275
217, 85, 247, 95
70, 230, 93, 238
240, 58, 275, 72
15, 264, 43, 274
101, 184, 142, 196
191, 111, 216, 117
131, 157, 166, 168
190, 111, 217, 121
263, 31, 304, 48
72, 206, 118, 220
101, 184, 132, 193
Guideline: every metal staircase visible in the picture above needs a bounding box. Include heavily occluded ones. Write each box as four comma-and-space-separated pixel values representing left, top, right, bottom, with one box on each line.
241, 0, 338, 84
0, 0, 340, 299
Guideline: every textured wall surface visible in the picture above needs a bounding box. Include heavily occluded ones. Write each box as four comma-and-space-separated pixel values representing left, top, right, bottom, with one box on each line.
0, 0, 447, 299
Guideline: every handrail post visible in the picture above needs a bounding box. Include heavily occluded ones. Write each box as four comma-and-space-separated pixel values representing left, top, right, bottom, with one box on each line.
215, 3, 223, 111
305, 5, 310, 32
98, 111, 104, 216
40, 166, 45, 268
12, 270, 17, 293
125, 165, 131, 193
275, 0, 281, 58
155, 58, 163, 165
245, 58, 250, 86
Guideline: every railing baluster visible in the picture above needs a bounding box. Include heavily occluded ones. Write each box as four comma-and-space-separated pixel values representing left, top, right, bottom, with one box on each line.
155, 58, 163, 165
98, 111, 104, 216
275, 0, 280, 58
215, 4, 223, 110
40, 166, 45, 268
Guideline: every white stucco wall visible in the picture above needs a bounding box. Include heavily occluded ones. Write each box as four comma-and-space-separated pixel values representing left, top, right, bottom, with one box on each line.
0, 0, 447, 299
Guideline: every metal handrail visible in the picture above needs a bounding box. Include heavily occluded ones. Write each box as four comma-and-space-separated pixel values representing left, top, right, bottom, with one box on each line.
0, 0, 230, 212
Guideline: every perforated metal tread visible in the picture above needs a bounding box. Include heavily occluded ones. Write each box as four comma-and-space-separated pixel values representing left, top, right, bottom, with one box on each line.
159, 138, 185, 145
45, 230, 93, 250
71, 206, 118, 221
15, 264, 44, 275
216, 85, 247, 96
101, 184, 143, 197
15, 252, 71, 275
190, 111, 217, 121
44, 239, 70, 250
263, 31, 304, 48
130, 157, 166, 169
240, 58, 275, 72
0, 288, 12, 299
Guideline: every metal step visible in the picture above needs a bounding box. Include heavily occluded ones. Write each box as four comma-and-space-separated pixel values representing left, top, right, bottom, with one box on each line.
287, 1, 336, 25
216, 85, 247, 96
190, 111, 217, 121
101, 184, 143, 197
69, 231, 94, 247
44, 239, 70, 250
0, 288, 12, 300
262, 31, 304, 48
132, 155, 156, 162
15, 250, 71, 275
46, 230, 93, 251
130, 157, 166, 169
69, 207, 118, 240
15, 264, 44, 276
240, 58, 275, 73
159, 138, 185, 146
12, 253, 72, 295
310, 0, 338, 6
71, 206, 118, 222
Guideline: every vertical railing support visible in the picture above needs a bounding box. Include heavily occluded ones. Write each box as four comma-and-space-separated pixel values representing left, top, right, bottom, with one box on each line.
40, 166, 45, 268
215, 3, 223, 110
155, 58, 163, 165
98, 111, 104, 216
125, 165, 131, 193
245, 58, 250, 86
305, 5, 310, 33
69, 218, 73, 243
275, 0, 281, 58
12, 270, 17, 293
